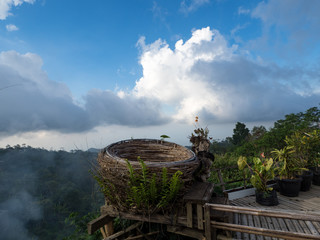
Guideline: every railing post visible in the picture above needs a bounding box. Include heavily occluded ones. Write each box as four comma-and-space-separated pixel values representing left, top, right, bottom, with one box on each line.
204, 204, 212, 240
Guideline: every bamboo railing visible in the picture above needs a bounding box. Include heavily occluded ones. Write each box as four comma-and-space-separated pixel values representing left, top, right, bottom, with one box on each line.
204, 203, 320, 240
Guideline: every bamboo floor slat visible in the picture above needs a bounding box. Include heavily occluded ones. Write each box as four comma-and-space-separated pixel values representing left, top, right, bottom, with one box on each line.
229, 185, 320, 239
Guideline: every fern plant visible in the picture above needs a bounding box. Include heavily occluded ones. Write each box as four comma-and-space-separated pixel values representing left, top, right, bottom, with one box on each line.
93, 157, 183, 214
126, 158, 183, 214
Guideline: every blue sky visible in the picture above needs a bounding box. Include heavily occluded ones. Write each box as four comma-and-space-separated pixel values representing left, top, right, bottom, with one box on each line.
0, 0, 319, 150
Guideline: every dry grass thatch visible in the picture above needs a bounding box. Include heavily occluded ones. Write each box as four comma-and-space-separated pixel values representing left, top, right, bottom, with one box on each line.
96, 139, 200, 211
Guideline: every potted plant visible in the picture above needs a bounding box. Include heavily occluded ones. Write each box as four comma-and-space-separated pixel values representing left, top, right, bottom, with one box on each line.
272, 146, 305, 197
284, 132, 313, 191
238, 154, 278, 206
301, 130, 320, 186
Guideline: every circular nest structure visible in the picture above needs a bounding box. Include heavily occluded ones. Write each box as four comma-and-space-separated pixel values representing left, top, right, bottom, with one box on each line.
97, 139, 199, 211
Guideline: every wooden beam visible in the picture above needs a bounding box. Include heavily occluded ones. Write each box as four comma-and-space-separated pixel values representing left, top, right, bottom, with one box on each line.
104, 222, 142, 240
211, 221, 320, 240
100, 205, 187, 227
125, 231, 160, 240
167, 225, 205, 240
87, 214, 114, 234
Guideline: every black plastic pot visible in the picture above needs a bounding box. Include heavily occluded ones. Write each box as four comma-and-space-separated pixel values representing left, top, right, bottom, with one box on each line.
277, 178, 302, 197
255, 189, 279, 206
313, 171, 320, 186
297, 171, 313, 191
271, 178, 280, 192
309, 167, 320, 186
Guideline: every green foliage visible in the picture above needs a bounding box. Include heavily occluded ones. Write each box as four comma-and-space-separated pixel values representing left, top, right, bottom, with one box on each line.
126, 158, 183, 214
160, 135, 170, 141
238, 155, 275, 193
0, 147, 104, 240
208, 105, 320, 197
231, 122, 249, 146
210, 139, 233, 155
93, 174, 119, 206
208, 154, 246, 192
63, 212, 101, 240
265, 106, 320, 150
272, 146, 305, 179
226, 106, 320, 157
285, 129, 320, 168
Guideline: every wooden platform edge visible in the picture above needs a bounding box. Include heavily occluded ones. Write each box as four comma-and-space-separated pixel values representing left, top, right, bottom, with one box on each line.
167, 225, 206, 240
100, 205, 188, 227
87, 214, 114, 234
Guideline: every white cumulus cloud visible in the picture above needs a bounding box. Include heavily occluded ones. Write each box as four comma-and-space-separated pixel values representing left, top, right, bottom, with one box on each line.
5, 23, 18, 31
0, 0, 35, 20
134, 27, 320, 124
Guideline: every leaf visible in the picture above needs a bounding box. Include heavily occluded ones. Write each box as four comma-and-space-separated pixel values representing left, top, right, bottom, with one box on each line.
160, 135, 170, 139
265, 158, 273, 171
237, 156, 247, 170
253, 157, 261, 166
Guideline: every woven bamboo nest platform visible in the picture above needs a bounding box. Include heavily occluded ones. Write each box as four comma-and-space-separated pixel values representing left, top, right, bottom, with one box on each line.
97, 139, 199, 210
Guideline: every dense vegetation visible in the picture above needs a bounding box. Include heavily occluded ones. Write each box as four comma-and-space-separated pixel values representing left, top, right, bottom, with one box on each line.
210, 106, 320, 190
0, 146, 103, 240
0, 105, 319, 239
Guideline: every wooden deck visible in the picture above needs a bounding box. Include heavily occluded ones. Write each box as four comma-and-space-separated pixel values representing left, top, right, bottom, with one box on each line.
227, 185, 320, 239
88, 182, 320, 240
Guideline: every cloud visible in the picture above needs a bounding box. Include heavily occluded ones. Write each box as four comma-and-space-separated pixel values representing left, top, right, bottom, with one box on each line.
84, 89, 168, 126
238, 6, 250, 15
251, 0, 320, 59
152, 1, 168, 24
1, 26, 319, 139
179, 0, 209, 14
0, 50, 166, 136
134, 27, 320, 124
0, 0, 35, 20
6, 23, 18, 31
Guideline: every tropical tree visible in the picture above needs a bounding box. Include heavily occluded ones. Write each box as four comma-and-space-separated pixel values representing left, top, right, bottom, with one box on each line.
231, 122, 249, 146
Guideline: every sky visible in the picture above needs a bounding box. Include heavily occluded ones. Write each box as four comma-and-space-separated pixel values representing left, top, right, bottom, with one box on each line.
0, 0, 319, 150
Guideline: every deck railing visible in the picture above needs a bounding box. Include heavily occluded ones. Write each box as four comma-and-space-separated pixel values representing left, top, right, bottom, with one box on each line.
204, 203, 320, 240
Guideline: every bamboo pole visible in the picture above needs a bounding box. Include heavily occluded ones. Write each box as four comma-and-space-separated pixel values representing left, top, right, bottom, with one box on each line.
206, 203, 320, 222
211, 221, 320, 240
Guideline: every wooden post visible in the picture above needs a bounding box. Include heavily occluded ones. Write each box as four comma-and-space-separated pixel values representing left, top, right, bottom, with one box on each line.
197, 204, 203, 230
187, 202, 193, 228
204, 204, 211, 240
100, 227, 107, 239
105, 221, 114, 236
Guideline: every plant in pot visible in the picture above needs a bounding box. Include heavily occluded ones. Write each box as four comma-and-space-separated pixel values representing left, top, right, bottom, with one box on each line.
238, 154, 278, 206
285, 131, 316, 191
272, 146, 306, 197
302, 129, 320, 186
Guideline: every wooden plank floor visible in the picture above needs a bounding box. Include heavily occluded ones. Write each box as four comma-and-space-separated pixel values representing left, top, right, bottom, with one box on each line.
229, 185, 320, 239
